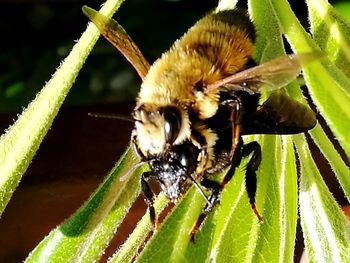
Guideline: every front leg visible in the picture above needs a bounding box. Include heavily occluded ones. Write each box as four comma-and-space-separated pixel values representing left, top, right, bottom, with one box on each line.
190, 178, 222, 242
220, 98, 241, 161
191, 128, 208, 177
141, 171, 158, 228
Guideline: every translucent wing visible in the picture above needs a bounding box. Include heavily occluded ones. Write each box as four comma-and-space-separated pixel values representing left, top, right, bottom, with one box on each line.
82, 6, 150, 80
206, 52, 323, 93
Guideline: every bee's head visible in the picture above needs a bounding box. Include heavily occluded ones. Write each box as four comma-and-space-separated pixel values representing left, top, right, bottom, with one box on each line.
133, 104, 191, 156
149, 141, 199, 201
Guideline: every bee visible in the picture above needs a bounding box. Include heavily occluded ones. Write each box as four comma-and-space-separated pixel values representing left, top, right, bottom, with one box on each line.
83, 6, 318, 239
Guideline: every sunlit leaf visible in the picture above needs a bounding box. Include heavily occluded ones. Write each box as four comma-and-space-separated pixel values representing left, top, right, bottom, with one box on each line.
295, 135, 350, 262
307, 0, 350, 77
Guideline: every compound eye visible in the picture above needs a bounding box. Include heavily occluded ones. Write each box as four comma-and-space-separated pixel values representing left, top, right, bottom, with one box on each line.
162, 106, 182, 145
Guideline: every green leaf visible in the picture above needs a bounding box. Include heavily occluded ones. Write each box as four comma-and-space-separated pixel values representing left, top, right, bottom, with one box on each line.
295, 135, 350, 262
249, 136, 297, 263
249, 0, 286, 61
334, 2, 350, 23
309, 125, 350, 201
307, 0, 350, 78
278, 136, 298, 262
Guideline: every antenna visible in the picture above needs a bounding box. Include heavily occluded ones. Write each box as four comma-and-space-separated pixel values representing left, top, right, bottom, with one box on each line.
88, 112, 133, 122
189, 175, 211, 205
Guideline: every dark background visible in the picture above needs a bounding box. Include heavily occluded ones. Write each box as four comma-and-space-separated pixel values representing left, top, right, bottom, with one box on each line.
0, 0, 349, 262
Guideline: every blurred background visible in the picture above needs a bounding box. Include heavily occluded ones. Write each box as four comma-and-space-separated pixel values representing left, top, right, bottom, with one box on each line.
0, 0, 349, 262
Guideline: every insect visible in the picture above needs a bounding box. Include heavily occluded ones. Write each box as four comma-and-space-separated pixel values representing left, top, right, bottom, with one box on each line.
83, 6, 318, 240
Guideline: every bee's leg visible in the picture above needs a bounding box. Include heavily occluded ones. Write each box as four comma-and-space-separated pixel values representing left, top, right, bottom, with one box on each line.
191, 129, 208, 176
221, 137, 244, 186
220, 98, 241, 161
242, 141, 263, 222
221, 139, 262, 221
229, 103, 241, 160
141, 171, 158, 229
190, 179, 222, 242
